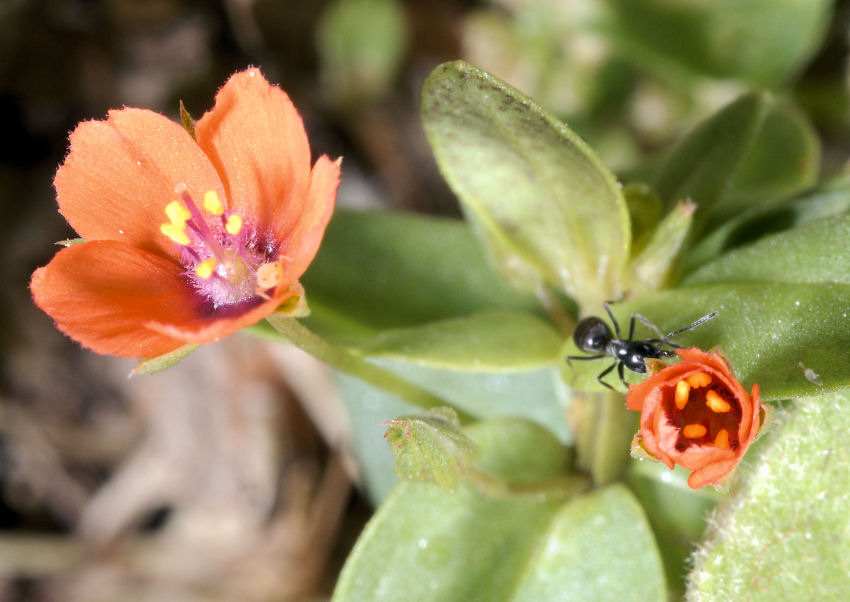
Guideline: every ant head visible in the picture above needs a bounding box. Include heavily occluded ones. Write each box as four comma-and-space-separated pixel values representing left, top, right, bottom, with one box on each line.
573, 317, 612, 353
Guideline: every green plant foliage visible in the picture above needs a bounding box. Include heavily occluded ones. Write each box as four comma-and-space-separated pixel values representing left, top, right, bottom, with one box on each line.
688, 391, 850, 598
333, 419, 665, 601
628, 200, 694, 293
421, 60, 630, 311
508, 485, 666, 601
684, 212, 850, 285
684, 176, 850, 271
348, 310, 563, 370
384, 407, 480, 491
606, 0, 833, 86
132, 344, 198, 375
317, 0, 407, 106
335, 363, 570, 503
300, 209, 541, 340
650, 92, 819, 237
651, 92, 769, 219
561, 283, 850, 399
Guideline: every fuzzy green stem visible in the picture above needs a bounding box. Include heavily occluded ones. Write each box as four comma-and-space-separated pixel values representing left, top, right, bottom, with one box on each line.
266, 317, 474, 422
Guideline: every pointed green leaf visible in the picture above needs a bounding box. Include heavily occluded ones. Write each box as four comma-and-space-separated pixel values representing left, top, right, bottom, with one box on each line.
132, 344, 198, 375
628, 200, 695, 293
300, 209, 541, 341
348, 310, 563, 371
689, 391, 850, 598
335, 363, 570, 503
421, 60, 630, 311
685, 212, 850, 285
607, 0, 832, 86
384, 407, 480, 491
651, 92, 769, 218
562, 282, 850, 399
684, 176, 850, 271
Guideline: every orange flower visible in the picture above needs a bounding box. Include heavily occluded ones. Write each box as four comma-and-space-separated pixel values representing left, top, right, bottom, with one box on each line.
626, 348, 761, 489
31, 68, 340, 358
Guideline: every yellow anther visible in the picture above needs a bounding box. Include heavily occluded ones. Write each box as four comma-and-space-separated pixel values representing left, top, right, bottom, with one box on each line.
195, 257, 217, 279
686, 371, 712, 388
165, 200, 191, 226
714, 428, 730, 449
256, 261, 283, 290
203, 190, 224, 215
683, 424, 707, 439
160, 222, 190, 246
225, 214, 243, 235
674, 380, 691, 410
705, 390, 731, 413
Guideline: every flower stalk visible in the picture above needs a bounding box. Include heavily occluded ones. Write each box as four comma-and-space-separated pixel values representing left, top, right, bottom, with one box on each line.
266, 316, 474, 421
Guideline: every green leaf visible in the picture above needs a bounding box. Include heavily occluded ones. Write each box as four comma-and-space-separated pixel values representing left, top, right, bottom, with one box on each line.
300, 209, 541, 341
509, 485, 666, 601
650, 93, 819, 237
684, 212, 850, 286
384, 407, 480, 491
348, 310, 563, 371
627, 459, 722, 595
688, 390, 850, 598
421, 60, 630, 311
651, 92, 769, 219
335, 363, 570, 503
132, 344, 198, 375
334, 420, 665, 601
683, 176, 850, 271
714, 100, 819, 214
628, 200, 695, 293
561, 283, 850, 400
606, 0, 832, 86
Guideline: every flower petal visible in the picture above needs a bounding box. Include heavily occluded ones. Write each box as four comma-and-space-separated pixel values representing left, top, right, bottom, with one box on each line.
31, 241, 204, 358
146, 288, 298, 344
280, 155, 340, 283
195, 68, 312, 242
55, 108, 225, 259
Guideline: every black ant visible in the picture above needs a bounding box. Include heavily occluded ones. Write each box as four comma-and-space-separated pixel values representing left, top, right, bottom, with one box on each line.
566, 302, 718, 390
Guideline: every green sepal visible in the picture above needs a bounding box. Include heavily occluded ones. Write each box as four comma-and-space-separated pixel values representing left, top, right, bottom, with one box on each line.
383, 407, 480, 491
132, 343, 199, 375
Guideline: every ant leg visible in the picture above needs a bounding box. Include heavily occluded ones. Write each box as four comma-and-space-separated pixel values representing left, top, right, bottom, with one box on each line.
565, 354, 606, 366
618, 362, 628, 389
665, 311, 719, 338
596, 362, 617, 390
603, 301, 622, 339
633, 313, 667, 340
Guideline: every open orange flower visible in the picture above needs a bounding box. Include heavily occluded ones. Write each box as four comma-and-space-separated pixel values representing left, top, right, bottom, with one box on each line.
31, 68, 340, 358
626, 348, 761, 489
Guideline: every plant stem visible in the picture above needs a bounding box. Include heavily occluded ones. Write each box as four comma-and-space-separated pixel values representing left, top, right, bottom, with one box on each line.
266, 317, 474, 422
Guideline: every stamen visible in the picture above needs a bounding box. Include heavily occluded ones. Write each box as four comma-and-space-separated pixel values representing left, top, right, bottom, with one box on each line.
256, 261, 283, 290
705, 390, 731, 413
225, 214, 243, 235
203, 190, 224, 216
714, 429, 730, 449
195, 257, 217, 279
165, 201, 191, 225
675, 380, 690, 410
683, 424, 707, 439
160, 223, 190, 246
686, 371, 712, 388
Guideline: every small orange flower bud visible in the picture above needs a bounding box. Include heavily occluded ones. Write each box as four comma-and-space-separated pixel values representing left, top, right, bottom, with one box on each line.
626, 348, 761, 489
